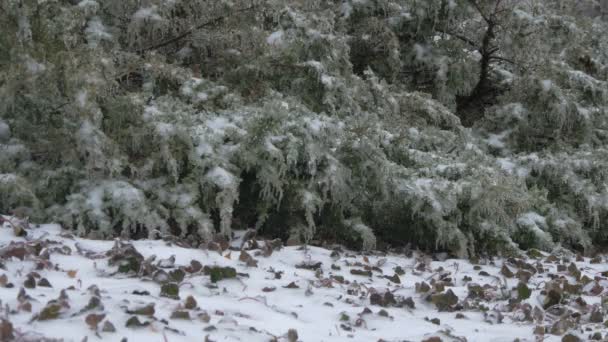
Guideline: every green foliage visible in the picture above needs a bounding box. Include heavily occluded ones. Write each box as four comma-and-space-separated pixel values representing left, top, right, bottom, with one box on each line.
1, 0, 608, 256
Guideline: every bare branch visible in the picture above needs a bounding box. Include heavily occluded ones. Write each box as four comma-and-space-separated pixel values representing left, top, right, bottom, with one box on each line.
489, 55, 518, 65
436, 28, 478, 48
467, 0, 491, 23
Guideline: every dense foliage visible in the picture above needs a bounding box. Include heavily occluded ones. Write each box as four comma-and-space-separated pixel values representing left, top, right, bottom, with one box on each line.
1, 0, 607, 256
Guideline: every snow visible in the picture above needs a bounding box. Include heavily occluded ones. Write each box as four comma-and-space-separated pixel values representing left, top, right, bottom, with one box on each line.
85, 17, 112, 48
206, 166, 236, 188
205, 117, 239, 137
0, 121, 10, 141
267, 30, 284, 46
0, 173, 18, 184
1, 222, 606, 341
487, 130, 511, 149
541, 79, 553, 92
517, 212, 552, 246
133, 6, 162, 21
23, 55, 46, 74
340, 2, 353, 18
76, 90, 88, 108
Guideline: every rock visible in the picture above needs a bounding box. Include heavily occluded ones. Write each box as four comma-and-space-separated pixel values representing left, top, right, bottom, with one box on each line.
23, 276, 36, 289
0, 274, 7, 288
544, 287, 562, 309
431, 289, 458, 311
295, 261, 322, 270
287, 329, 298, 342
36, 303, 62, 321
85, 313, 105, 330
568, 263, 581, 280
283, 282, 299, 289
467, 283, 486, 300
501, 264, 514, 278
422, 337, 442, 342
125, 316, 150, 328
455, 313, 466, 319
590, 256, 602, 264
532, 306, 545, 322
563, 282, 582, 294
527, 249, 543, 259
127, 303, 155, 316
590, 332, 602, 340
402, 297, 415, 309
562, 333, 581, 342
107, 241, 144, 274
550, 317, 576, 335
384, 273, 401, 284
160, 283, 180, 299
590, 308, 604, 323
169, 269, 186, 282
132, 290, 150, 296
198, 312, 211, 323
394, 266, 405, 275
533, 325, 545, 335
416, 282, 431, 293
370, 291, 396, 307
517, 282, 532, 300
102, 320, 116, 333
187, 260, 203, 273
185, 295, 197, 310
204, 266, 237, 283
171, 310, 190, 320
350, 269, 372, 277
575, 297, 587, 307
38, 278, 52, 287
545, 255, 559, 263
331, 275, 345, 284
0, 319, 14, 341
516, 270, 533, 283
587, 282, 604, 296
239, 251, 259, 267
430, 317, 441, 325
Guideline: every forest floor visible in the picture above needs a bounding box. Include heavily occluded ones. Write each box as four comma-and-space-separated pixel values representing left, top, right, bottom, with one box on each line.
0, 216, 607, 342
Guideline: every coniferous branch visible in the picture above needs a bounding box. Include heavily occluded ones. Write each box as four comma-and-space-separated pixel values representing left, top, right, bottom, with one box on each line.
135, 4, 257, 55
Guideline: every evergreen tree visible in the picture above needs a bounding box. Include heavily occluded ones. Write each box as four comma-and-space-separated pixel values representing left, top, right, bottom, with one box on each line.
1, 0, 607, 255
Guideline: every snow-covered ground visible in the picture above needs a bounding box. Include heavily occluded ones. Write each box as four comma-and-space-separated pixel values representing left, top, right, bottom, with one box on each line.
1, 216, 607, 341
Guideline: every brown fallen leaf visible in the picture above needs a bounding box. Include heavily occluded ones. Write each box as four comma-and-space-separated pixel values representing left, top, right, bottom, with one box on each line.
0, 319, 14, 341
0, 274, 8, 287
67, 270, 78, 278
85, 313, 106, 330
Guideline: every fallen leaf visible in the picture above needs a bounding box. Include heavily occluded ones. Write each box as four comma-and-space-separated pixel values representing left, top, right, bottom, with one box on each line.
85, 313, 106, 330
67, 270, 78, 278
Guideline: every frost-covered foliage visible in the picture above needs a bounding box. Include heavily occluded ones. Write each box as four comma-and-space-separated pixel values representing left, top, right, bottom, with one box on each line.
1, 0, 608, 255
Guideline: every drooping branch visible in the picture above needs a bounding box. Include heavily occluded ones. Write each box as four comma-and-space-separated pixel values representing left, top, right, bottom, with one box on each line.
136, 4, 257, 55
